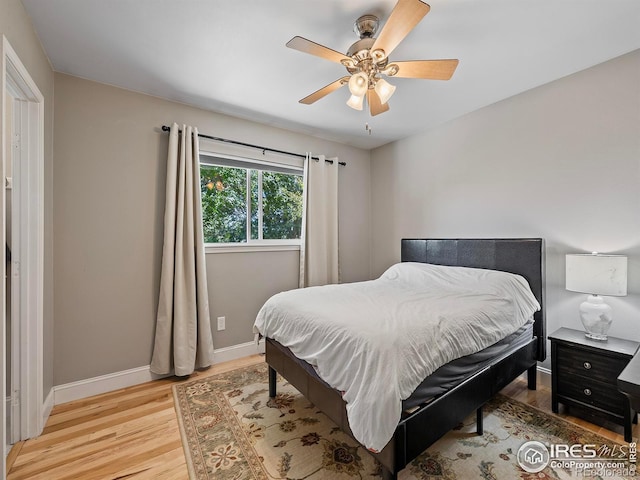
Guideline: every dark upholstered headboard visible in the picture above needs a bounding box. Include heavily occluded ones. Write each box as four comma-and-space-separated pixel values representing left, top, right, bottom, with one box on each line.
401, 238, 546, 361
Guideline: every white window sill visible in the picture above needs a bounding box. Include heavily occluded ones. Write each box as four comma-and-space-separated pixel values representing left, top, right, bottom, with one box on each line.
205, 243, 301, 254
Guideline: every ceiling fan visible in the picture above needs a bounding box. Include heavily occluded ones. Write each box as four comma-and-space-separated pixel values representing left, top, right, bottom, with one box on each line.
286, 0, 459, 116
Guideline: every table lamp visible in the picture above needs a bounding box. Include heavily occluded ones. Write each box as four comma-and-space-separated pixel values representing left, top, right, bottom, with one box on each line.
566, 253, 627, 341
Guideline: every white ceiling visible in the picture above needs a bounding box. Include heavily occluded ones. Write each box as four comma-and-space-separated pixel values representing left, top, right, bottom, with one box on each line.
22, 0, 640, 149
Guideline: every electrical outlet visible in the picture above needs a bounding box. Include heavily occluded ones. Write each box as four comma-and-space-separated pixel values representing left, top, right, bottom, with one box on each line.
217, 316, 226, 331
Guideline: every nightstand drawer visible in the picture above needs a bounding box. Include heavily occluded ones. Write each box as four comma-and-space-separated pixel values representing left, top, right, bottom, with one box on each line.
557, 377, 625, 416
556, 344, 629, 384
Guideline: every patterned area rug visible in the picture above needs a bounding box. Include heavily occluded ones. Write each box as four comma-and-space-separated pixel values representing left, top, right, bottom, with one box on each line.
173, 363, 631, 479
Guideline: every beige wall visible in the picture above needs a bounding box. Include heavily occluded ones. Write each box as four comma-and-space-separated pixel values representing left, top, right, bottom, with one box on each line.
0, 0, 55, 400
53, 73, 371, 385
206, 251, 300, 348
371, 50, 640, 369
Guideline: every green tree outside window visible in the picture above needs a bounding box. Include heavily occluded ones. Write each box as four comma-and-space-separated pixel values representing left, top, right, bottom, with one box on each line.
200, 162, 303, 244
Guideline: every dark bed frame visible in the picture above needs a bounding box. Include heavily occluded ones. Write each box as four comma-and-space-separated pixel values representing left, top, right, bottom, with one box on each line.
265, 238, 545, 479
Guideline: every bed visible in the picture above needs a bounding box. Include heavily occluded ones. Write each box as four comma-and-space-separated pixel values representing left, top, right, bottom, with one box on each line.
259, 238, 545, 480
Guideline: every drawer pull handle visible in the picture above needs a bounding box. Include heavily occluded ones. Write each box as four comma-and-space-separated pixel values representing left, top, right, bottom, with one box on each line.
583, 362, 592, 370
584, 388, 592, 396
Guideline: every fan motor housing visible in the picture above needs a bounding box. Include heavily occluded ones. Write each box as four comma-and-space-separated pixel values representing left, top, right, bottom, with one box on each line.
346, 37, 375, 60
346, 37, 389, 74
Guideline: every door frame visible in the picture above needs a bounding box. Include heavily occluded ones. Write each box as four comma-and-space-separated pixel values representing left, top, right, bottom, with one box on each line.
1, 35, 45, 466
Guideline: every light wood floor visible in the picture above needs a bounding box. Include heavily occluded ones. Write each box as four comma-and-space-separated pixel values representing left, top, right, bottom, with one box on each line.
7, 355, 635, 479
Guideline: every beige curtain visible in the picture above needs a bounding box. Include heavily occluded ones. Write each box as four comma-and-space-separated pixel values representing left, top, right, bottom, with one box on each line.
299, 154, 339, 287
150, 123, 215, 376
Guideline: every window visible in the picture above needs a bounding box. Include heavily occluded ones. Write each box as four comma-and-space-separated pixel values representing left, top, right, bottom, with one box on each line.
200, 153, 304, 247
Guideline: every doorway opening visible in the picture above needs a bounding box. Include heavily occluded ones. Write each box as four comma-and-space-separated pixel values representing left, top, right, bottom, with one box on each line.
1, 35, 45, 463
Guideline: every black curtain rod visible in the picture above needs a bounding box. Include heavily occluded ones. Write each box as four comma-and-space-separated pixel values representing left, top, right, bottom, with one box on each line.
161, 125, 346, 166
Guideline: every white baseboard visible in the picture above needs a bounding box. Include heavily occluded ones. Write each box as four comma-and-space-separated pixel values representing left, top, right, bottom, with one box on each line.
213, 340, 261, 363
53, 340, 261, 405
53, 365, 162, 405
538, 366, 551, 388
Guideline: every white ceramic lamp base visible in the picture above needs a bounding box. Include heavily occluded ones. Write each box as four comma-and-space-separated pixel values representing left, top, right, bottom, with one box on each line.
579, 294, 612, 341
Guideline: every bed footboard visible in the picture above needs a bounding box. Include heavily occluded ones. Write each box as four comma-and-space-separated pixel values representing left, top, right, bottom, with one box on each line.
265, 336, 538, 477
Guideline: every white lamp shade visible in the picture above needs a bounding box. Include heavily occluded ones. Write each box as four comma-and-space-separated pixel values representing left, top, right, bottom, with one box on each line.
348, 72, 368, 97
346, 94, 364, 110
374, 78, 396, 104
566, 253, 627, 296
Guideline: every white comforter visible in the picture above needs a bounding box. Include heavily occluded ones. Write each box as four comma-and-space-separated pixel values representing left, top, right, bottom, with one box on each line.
253, 262, 540, 452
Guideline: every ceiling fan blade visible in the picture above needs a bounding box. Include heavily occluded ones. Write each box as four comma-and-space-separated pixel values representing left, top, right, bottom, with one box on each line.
371, 0, 430, 58
392, 59, 459, 80
367, 89, 390, 116
299, 77, 350, 104
286, 36, 351, 65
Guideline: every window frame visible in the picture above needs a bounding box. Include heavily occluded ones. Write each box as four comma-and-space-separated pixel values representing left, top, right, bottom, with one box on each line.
199, 151, 304, 253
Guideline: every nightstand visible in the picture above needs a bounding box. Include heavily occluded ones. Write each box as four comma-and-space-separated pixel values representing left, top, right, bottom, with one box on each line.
549, 327, 639, 442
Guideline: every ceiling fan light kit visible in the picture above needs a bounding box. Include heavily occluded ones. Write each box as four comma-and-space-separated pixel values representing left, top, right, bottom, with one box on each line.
346, 93, 365, 111
374, 78, 396, 105
348, 71, 369, 97
286, 0, 459, 117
